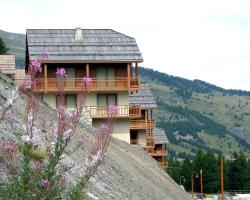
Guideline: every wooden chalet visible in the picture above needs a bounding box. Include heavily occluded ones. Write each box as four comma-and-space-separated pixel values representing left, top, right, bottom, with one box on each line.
0, 55, 15, 78
24, 28, 143, 143
129, 81, 168, 169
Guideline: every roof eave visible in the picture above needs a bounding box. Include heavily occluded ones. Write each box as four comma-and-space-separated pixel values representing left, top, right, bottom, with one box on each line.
39, 59, 143, 64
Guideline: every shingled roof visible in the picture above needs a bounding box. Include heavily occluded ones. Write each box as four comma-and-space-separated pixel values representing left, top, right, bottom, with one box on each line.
26, 29, 143, 63
129, 81, 157, 109
153, 128, 169, 144
0, 55, 15, 75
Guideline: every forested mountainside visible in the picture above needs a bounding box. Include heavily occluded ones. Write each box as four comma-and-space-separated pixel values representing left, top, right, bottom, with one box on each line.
139, 67, 250, 158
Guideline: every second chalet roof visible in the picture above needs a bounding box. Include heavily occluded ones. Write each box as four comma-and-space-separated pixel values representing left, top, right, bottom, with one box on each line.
129, 81, 157, 109
26, 29, 143, 63
153, 128, 169, 144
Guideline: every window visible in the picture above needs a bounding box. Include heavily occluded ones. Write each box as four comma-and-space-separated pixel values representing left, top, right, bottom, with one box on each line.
65, 94, 77, 108
97, 94, 117, 106
66, 68, 75, 88
96, 67, 115, 87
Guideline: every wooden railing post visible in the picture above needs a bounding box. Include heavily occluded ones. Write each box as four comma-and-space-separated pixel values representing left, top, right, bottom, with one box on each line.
86, 64, 89, 78
127, 63, 130, 89
44, 64, 48, 93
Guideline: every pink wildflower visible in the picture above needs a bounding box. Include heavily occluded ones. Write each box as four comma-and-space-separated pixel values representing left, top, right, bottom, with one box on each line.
56, 68, 66, 77
21, 134, 41, 146
3, 140, 16, 153
40, 179, 49, 185
30, 134, 41, 146
30, 60, 42, 73
24, 79, 33, 88
57, 105, 66, 118
4, 110, 15, 122
84, 151, 102, 169
48, 125, 58, 135
62, 128, 73, 140
100, 124, 108, 131
108, 105, 118, 114
82, 76, 93, 87
31, 192, 36, 197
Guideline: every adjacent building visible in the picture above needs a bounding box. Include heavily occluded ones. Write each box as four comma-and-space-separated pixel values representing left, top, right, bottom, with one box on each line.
129, 81, 168, 168
0, 55, 15, 78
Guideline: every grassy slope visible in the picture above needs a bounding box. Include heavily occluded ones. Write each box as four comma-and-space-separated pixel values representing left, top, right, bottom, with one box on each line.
148, 81, 250, 158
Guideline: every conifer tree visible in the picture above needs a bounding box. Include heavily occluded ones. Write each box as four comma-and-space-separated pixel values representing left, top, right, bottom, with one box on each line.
0, 37, 9, 54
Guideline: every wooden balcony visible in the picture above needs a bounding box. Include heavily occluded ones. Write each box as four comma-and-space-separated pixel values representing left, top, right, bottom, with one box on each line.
32, 77, 139, 92
149, 149, 167, 157
129, 105, 141, 118
159, 161, 168, 169
129, 119, 155, 130
90, 105, 129, 118
89, 105, 140, 118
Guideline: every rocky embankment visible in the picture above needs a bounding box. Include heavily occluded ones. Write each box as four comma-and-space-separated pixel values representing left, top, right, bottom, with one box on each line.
0, 74, 191, 200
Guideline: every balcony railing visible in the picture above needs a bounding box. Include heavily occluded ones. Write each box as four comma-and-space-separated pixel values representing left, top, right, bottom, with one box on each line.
30, 77, 139, 92
159, 161, 168, 169
89, 105, 131, 118
149, 149, 167, 157
130, 139, 139, 145
129, 119, 155, 129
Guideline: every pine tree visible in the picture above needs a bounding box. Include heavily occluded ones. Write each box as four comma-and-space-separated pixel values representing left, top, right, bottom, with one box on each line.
202, 152, 219, 193
180, 158, 193, 191
0, 37, 9, 54
227, 152, 247, 190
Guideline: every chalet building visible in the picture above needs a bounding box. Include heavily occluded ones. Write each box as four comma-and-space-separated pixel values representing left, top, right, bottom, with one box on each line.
23, 28, 168, 169
0, 55, 15, 79
25, 28, 142, 143
129, 82, 168, 168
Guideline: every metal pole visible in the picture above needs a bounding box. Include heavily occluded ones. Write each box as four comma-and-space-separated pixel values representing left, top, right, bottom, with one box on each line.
200, 170, 203, 200
221, 157, 224, 200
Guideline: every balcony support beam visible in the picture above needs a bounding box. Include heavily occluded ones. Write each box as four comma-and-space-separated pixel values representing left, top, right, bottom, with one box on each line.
135, 62, 138, 79
44, 64, 48, 93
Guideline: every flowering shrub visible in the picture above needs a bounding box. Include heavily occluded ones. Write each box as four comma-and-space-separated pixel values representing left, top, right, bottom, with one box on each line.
0, 52, 116, 199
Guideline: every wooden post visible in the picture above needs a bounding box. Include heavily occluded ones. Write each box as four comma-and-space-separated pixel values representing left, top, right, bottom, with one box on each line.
86, 64, 89, 78
200, 170, 203, 200
221, 157, 224, 200
44, 64, 48, 93
127, 63, 130, 89
135, 63, 139, 87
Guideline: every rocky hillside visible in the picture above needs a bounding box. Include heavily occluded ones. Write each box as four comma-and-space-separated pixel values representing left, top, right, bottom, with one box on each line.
0, 74, 191, 199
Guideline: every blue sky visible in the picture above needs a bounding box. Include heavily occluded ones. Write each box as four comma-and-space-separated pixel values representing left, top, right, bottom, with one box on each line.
1, 0, 250, 90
